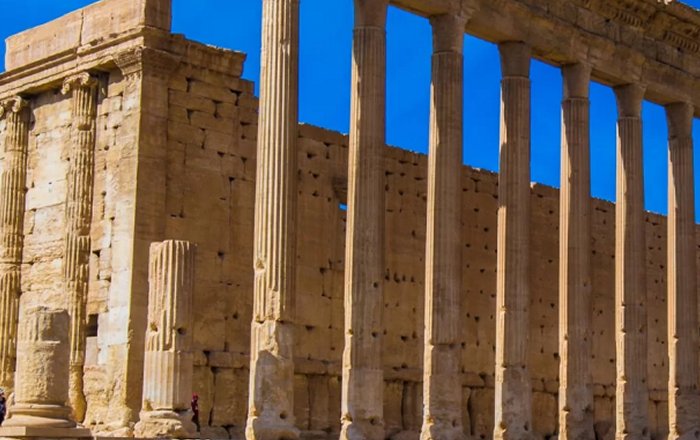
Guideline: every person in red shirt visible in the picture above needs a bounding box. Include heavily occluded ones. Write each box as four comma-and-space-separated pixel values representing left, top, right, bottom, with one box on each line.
191, 393, 200, 432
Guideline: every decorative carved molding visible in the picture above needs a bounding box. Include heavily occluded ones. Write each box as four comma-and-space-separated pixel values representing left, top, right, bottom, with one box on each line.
114, 47, 181, 79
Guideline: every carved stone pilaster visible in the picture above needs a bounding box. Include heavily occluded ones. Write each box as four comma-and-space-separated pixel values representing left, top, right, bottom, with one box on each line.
134, 241, 197, 439
61, 72, 98, 423
0, 97, 30, 395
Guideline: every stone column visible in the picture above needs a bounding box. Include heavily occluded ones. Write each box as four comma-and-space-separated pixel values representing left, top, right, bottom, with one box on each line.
341, 1, 388, 439
494, 41, 533, 440
3, 306, 83, 431
420, 12, 468, 440
666, 102, 700, 439
613, 84, 649, 440
0, 97, 30, 394
61, 72, 98, 423
246, 0, 299, 439
134, 240, 197, 439
558, 63, 594, 440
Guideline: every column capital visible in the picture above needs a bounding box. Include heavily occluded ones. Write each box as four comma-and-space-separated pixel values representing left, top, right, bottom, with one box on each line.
61, 72, 98, 96
666, 101, 694, 140
0, 97, 28, 120
499, 41, 531, 78
562, 63, 592, 99
430, 13, 469, 53
114, 47, 181, 79
354, 0, 389, 28
614, 84, 646, 118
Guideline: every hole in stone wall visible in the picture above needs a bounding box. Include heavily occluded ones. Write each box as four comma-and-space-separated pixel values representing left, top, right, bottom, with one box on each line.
86, 314, 99, 337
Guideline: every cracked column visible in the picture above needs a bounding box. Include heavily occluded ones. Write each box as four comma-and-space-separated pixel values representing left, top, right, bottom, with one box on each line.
494, 42, 533, 440
666, 101, 699, 440
420, 11, 468, 440
61, 72, 98, 423
341, 1, 388, 439
558, 63, 594, 440
135, 240, 197, 439
0, 97, 30, 394
614, 84, 649, 440
246, 0, 300, 439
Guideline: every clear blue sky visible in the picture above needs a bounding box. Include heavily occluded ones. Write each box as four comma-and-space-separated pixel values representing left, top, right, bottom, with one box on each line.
1, 0, 699, 218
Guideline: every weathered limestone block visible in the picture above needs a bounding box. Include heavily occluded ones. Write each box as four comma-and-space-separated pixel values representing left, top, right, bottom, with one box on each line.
134, 240, 197, 439
421, 10, 470, 440
246, 0, 300, 439
61, 72, 99, 423
341, 1, 388, 439
0, 97, 30, 395
614, 84, 650, 440
665, 101, 700, 440
4, 307, 75, 428
494, 41, 533, 440
559, 63, 595, 440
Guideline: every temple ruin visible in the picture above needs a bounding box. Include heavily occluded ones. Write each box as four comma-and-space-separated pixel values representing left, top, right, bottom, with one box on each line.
0, 0, 699, 439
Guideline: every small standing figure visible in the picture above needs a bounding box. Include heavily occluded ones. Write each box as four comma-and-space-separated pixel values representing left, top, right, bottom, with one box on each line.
191, 393, 200, 432
0, 389, 6, 425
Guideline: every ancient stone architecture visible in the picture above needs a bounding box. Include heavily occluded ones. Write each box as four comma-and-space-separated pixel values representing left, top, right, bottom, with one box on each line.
0, 0, 698, 439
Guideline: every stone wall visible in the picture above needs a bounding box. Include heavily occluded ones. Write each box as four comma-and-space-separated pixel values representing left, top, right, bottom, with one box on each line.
0, 4, 695, 439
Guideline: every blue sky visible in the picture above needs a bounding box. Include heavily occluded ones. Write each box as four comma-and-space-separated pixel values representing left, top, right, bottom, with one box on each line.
1, 0, 699, 218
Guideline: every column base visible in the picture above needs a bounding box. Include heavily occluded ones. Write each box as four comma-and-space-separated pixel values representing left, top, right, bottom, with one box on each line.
0, 426, 92, 439
420, 423, 466, 440
3, 404, 76, 429
339, 420, 384, 440
245, 415, 299, 440
134, 410, 198, 439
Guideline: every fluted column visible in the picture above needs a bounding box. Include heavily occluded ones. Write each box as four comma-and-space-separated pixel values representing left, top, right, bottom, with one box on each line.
135, 241, 197, 439
0, 97, 30, 395
341, 1, 388, 439
614, 84, 649, 440
421, 12, 468, 440
246, 0, 300, 439
559, 63, 594, 440
494, 41, 533, 440
666, 101, 699, 440
61, 72, 98, 423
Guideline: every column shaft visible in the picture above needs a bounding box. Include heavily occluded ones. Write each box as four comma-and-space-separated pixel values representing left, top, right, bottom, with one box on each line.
614, 84, 649, 439
341, 1, 388, 439
247, 0, 299, 439
494, 42, 532, 440
62, 72, 98, 422
421, 13, 466, 440
135, 240, 197, 439
666, 102, 699, 439
0, 97, 30, 394
5, 306, 74, 428
559, 64, 594, 440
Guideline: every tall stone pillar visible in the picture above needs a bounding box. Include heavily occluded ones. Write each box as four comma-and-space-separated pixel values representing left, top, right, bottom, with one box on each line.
1, 306, 89, 437
0, 97, 30, 394
494, 41, 533, 440
421, 11, 468, 440
558, 63, 594, 440
61, 72, 98, 423
341, 1, 388, 439
246, 0, 300, 439
134, 240, 197, 439
666, 102, 700, 440
613, 84, 649, 440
